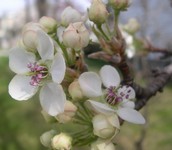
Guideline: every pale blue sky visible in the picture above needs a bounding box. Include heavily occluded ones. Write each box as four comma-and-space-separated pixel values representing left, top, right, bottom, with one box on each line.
0, 0, 25, 16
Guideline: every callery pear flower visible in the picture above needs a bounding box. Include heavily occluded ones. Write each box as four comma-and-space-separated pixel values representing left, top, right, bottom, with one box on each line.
51, 133, 72, 150
88, 0, 109, 25
39, 16, 57, 33
79, 65, 145, 124
55, 101, 77, 123
91, 139, 116, 150
62, 22, 89, 51
61, 6, 82, 27
92, 114, 120, 139
8, 30, 66, 116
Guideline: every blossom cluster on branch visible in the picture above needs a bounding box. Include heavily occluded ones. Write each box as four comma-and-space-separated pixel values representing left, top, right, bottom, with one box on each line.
8, 0, 149, 149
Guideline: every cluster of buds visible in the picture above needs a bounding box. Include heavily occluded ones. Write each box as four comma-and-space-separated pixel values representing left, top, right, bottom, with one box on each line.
8, 1, 145, 150
40, 131, 72, 150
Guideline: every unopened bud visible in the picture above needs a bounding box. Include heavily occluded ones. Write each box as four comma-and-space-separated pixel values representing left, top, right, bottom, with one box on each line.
61, 6, 82, 27
62, 22, 89, 50
88, 0, 109, 25
51, 133, 72, 150
123, 18, 140, 33
39, 16, 57, 33
56, 101, 77, 123
91, 139, 116, 150
68, 80, 85, 101
22, 22, 42, 33
92, 114, 120, 139
109, 0, 131, 11
40, 130, 57, 148
22, 30, 38, 51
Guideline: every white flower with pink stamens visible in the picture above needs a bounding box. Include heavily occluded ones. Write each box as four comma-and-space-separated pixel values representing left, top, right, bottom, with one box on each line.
78, 65, 145, 124
8, 30, 66, 116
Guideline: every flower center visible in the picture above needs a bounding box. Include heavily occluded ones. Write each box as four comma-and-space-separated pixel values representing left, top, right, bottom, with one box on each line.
105, 85, 132, 106
105, 86, 123, 106
27, 62, 48, 86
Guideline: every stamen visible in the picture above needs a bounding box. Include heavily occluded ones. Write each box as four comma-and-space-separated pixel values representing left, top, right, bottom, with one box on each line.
27, 62, 48, 86
106, 86, 123, 106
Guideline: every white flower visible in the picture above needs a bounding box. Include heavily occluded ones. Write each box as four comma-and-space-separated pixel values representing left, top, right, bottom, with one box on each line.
62, 22, 89, 50
91, 139, 116, 150
8, 30, 66, 116
92, 114, 120, 139
61, 6, 82, 27
78, 65, 145, 124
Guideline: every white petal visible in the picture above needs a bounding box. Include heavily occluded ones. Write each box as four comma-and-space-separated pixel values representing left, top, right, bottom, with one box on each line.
78, 72, 102, 98
118, 85, 135, 99
50, 53, 66, 84
37, 30, 54, 60
39, 83, 66, 116
8, 75, 38, 100
117, 108, 145, 124
121, 99, 135, 109
85, 100, 115, 115
99, 65, 120, 88
9, 47, 36, 74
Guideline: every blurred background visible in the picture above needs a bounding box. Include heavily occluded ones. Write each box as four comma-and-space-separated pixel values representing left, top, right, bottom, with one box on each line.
0, 0, 172, 150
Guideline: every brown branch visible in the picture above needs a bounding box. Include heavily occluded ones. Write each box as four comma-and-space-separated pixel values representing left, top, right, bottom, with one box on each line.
144, 39, 172, 56
134, 68, 172, 110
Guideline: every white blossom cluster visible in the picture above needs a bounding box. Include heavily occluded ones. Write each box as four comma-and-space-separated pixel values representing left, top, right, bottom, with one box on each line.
8, 0, 145, 150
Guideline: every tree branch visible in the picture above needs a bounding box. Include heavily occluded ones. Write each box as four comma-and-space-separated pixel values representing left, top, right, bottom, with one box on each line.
134, 67, 172, 110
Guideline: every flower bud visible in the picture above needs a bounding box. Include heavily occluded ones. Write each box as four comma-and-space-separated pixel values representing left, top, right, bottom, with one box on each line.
109, 0, 131, 10
88, 0, 109, 25
39, 16, 57, 33
40, 130, 57, 147
91, 139, 116, 150
123, 18, 140, 33
92, 114, 120, 139
22, 22, 42, 52
68, 80, 84, 101
61, 6, 82, 27
22, 30, 38, 51
62, 22, 89, 51
22, 22, 42, 33
51, 133, 72, 150
55, 101, 77, 123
